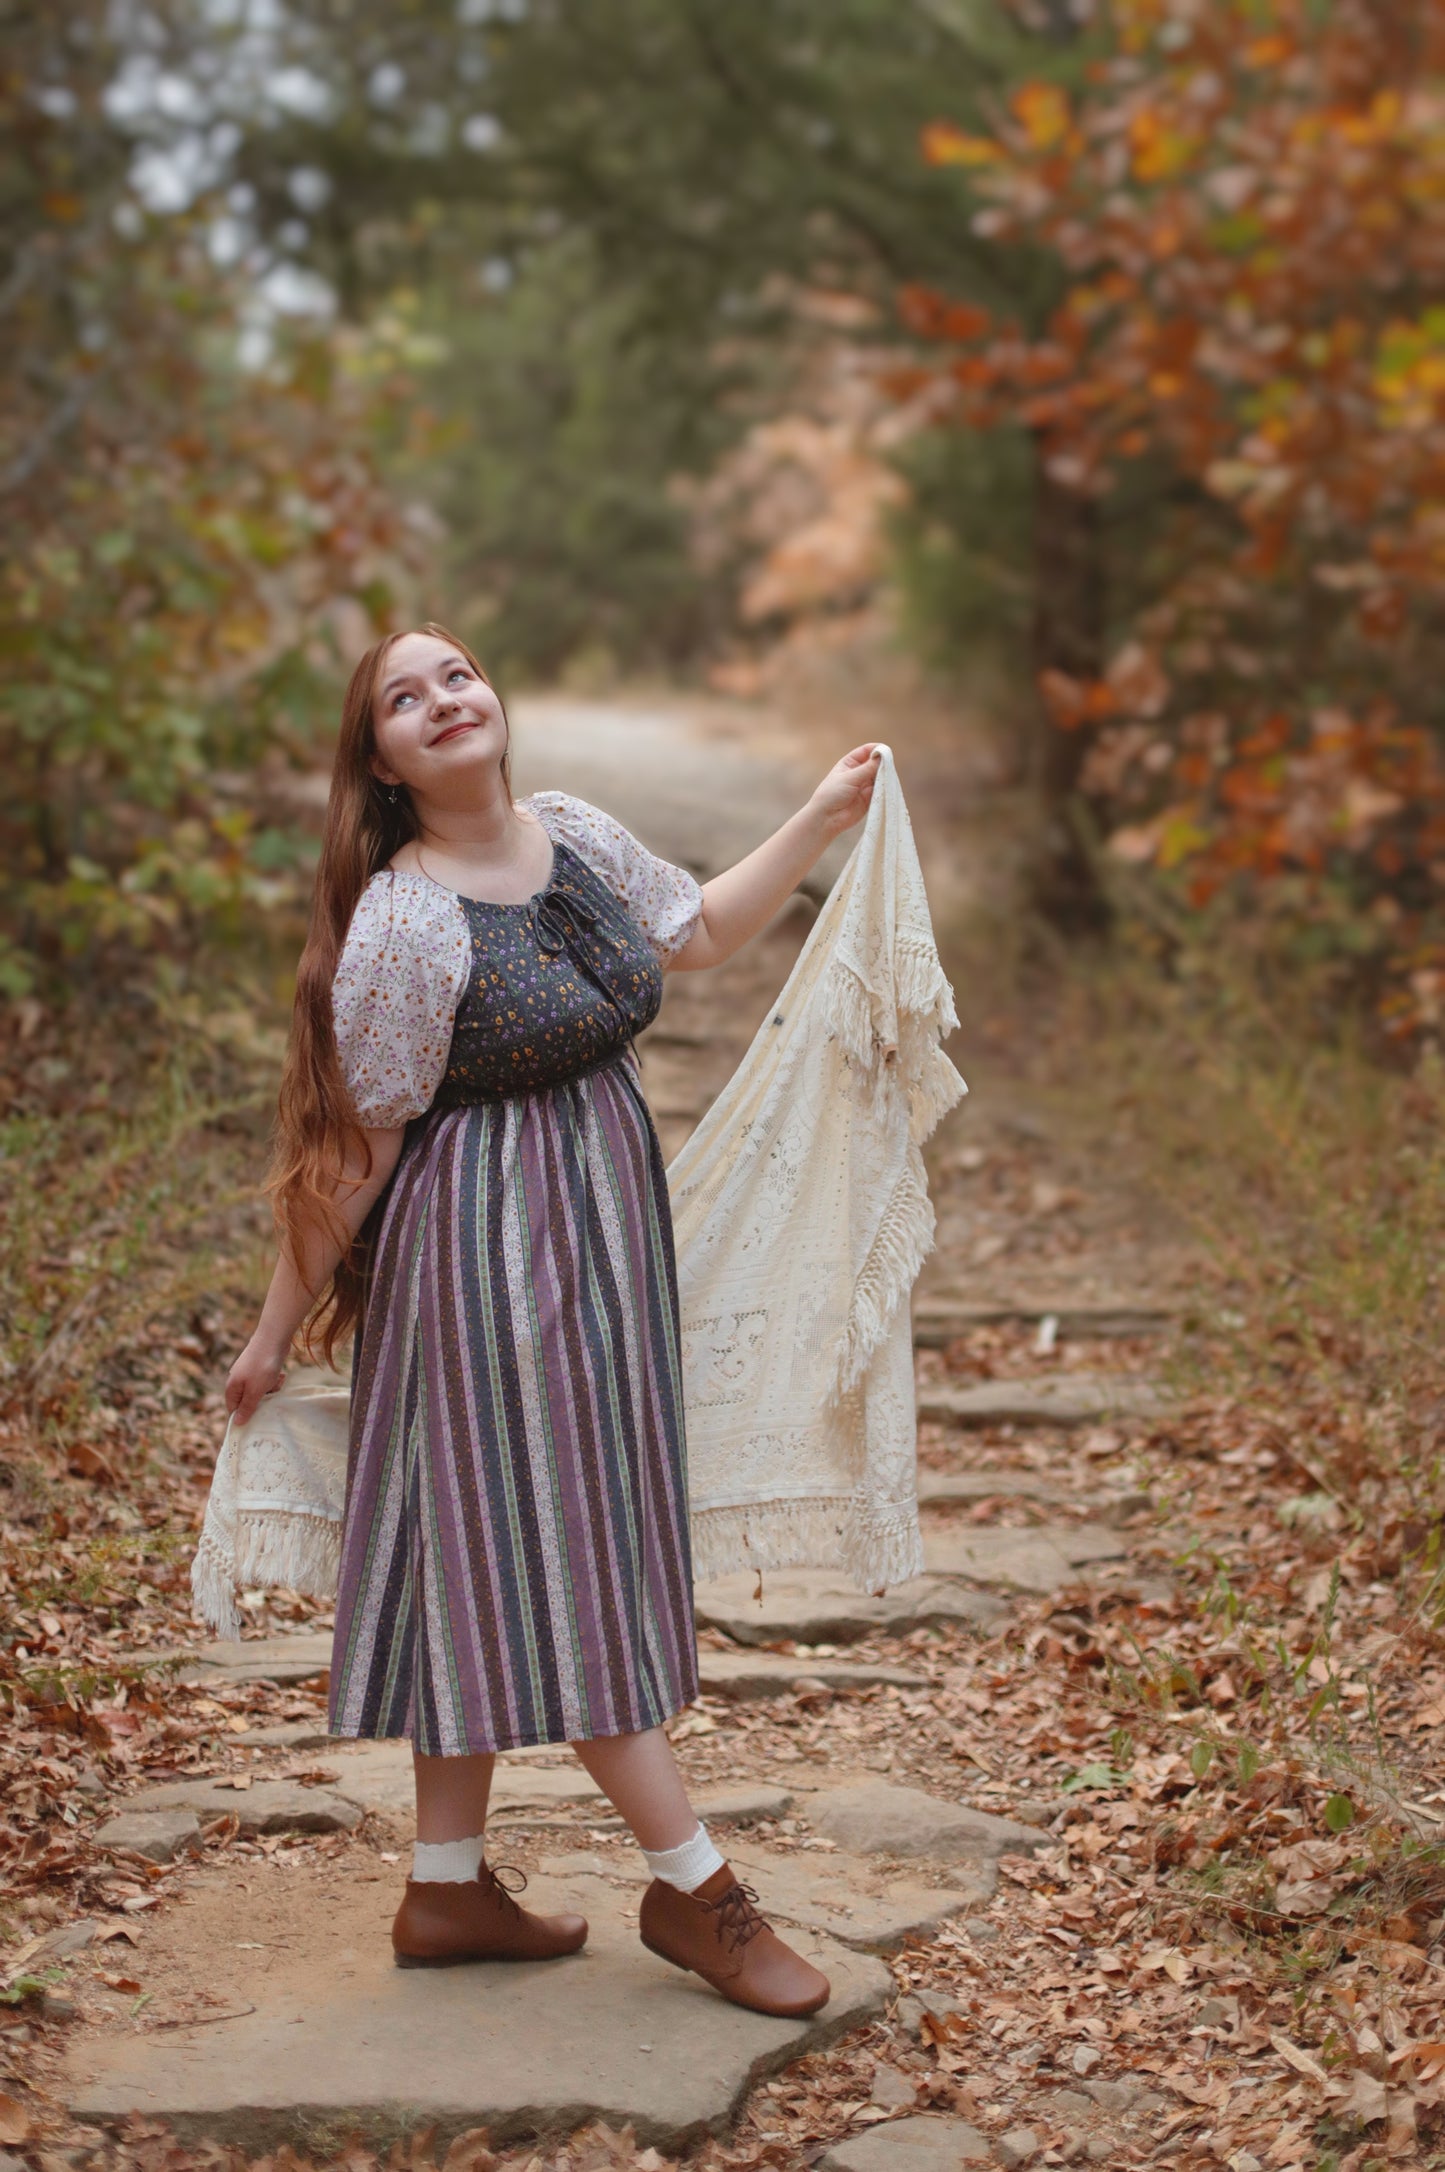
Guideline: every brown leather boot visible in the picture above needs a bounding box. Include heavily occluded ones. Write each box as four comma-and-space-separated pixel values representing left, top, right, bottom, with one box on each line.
638, 1862, 830, 2017
392, 1859, 587, 1967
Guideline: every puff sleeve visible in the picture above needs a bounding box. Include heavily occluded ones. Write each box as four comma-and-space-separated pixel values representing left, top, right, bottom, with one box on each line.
331, 873, 472, 1126
528, 791, 705, 964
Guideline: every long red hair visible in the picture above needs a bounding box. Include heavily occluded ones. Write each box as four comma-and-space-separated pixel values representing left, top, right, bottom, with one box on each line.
264, 623, 511, 1368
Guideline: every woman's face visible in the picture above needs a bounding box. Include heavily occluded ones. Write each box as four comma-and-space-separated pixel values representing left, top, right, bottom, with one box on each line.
368, 631, 507, 799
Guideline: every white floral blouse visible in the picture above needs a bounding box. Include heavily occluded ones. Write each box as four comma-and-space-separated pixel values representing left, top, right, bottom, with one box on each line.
331, 790, 706, 1127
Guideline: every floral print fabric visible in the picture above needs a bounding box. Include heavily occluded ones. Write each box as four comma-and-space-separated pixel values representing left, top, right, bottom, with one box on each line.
332, 791, 705, 1127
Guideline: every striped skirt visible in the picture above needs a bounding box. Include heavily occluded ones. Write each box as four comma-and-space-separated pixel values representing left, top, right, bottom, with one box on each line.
327, 1055, 699, 1755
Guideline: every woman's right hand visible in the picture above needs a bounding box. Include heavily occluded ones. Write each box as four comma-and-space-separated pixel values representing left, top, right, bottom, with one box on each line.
225, 1332, 293, 1428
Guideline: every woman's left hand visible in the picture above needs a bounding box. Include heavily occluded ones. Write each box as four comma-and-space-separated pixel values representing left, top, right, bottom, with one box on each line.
809, 743, 883, 839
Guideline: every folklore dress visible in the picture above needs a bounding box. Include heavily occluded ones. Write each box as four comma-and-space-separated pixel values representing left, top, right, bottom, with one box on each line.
324, 791, 705, 1757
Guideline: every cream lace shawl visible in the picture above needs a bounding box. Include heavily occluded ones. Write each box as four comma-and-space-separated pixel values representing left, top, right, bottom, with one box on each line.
190, 748, 965, 1635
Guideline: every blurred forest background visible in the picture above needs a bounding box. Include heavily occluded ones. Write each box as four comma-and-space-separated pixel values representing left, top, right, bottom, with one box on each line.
3, 0, 1444, 1484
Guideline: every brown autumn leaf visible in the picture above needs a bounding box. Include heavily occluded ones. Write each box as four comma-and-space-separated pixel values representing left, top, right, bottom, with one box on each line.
440, 2131, 500, 2172
0, 2096, 32, 2146
66, 1441, 118, 1484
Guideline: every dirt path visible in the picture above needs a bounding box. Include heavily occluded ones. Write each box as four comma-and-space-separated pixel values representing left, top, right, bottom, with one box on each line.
11, 691, 1441, 2172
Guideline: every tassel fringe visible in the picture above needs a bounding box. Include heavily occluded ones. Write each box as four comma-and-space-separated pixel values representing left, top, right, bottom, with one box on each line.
830, 1165, 936, 1400
189, 1511, 341, 1639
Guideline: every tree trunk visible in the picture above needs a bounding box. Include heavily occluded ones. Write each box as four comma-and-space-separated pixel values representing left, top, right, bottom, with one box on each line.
1028, 445, 1111, 934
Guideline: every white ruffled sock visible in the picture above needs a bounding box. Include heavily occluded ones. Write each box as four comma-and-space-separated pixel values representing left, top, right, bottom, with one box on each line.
642, 1820, 725, 1894
411, 1832, 486, 1883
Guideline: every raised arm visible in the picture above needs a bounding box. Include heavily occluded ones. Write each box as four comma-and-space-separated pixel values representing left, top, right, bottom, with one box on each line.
668, 743, 881, 973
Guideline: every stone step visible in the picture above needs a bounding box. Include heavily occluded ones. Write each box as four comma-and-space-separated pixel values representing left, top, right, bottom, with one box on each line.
917, 1373, 1169, 1429
699, 1651, 927, 1701
804, 1782, 1046, 1865
917, 1471, 1154, 1524
529, 1816, 1001, 1957
913, 1300, 1179, 1345
63, 1867, 888, 2154
922, 1523, 1128, 1595
916, 1468, 1075, 1506
315, 1744, 605, 1821
725, 1843, 990, 1954
822, 2114, 992, 2169
125, 1777, 362, 1836
175, 1632, 333, 1688
693, 1571, 1007, 1650
693, 1515, 1130, 1642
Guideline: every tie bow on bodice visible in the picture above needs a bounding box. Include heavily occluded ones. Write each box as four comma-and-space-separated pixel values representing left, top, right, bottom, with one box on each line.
428, 844, 666, 1107
532, 888, 602, 958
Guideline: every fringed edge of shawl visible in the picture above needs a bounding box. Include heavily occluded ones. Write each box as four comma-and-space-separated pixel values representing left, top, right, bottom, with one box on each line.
689, 1495, 925, 1594
824, 955, 886, 1072
829, 1168, 936, 1400
896, 933, 960, 1041
818, 933, 967, 1395
189, 1512, 341, 1639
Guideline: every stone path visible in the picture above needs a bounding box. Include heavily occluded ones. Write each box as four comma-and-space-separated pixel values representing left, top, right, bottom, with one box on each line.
56, 703, 1192, 2161
172, 1634, 932, 1705
64, 1869, 888, 2155
67, 1767, 1047, 2150
916, 1373, 1169, 1428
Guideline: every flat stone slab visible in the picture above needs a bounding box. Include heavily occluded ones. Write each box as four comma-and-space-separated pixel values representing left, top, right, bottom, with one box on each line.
312, 1742, 605, 1821
727, 1845, 989, 1954
913, 1300, 1179, 1345
95, 1808, 201, 1864
922, 1523, 1128, 1595
917, 1468, 1077, 1506
699, 1651, 927, 1701
806, 1783, 1045, 1865
175, 1633, 933, 1698
821, 2113, 992, 2168
694, 1571, 1006, 1648
125, 1779, 362, 1835
63, 1866, 887, 2152
918, 1374, 1168, 1428
148, 1749, 788, 1838
174, 1632, 333, 1687
234, 1721, 336, 1750
695, 1784, 793, 1825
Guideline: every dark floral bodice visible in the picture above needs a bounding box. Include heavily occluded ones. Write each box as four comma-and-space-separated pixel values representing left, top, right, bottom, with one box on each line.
430, 840, 665, 1107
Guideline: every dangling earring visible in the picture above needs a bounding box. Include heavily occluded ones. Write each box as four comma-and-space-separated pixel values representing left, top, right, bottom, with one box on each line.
385, 784, 401, 805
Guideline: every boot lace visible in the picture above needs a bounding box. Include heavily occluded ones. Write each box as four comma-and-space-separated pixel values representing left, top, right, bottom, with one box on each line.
701, 1878, 766, 1954
479, 1860, 529, 1920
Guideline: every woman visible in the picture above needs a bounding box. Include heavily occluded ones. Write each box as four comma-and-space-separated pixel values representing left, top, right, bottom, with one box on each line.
226, 623, 880, 2019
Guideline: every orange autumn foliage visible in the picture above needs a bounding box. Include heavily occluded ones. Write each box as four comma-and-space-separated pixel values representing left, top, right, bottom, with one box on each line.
909, 0, 1445, 1033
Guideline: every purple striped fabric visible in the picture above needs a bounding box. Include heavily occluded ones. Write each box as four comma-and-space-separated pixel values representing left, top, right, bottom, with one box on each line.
327, 1053, 699, 1754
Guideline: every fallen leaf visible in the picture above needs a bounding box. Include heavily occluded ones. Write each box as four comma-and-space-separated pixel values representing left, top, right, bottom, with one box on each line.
67, 1442, 118, 1484
0, 1934, 47, 1985
1270, 2033, 1328, 2083
0, 2097, 31, 2146
1331, 2069, 1389, 2127
669, 1713, 718, 1739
